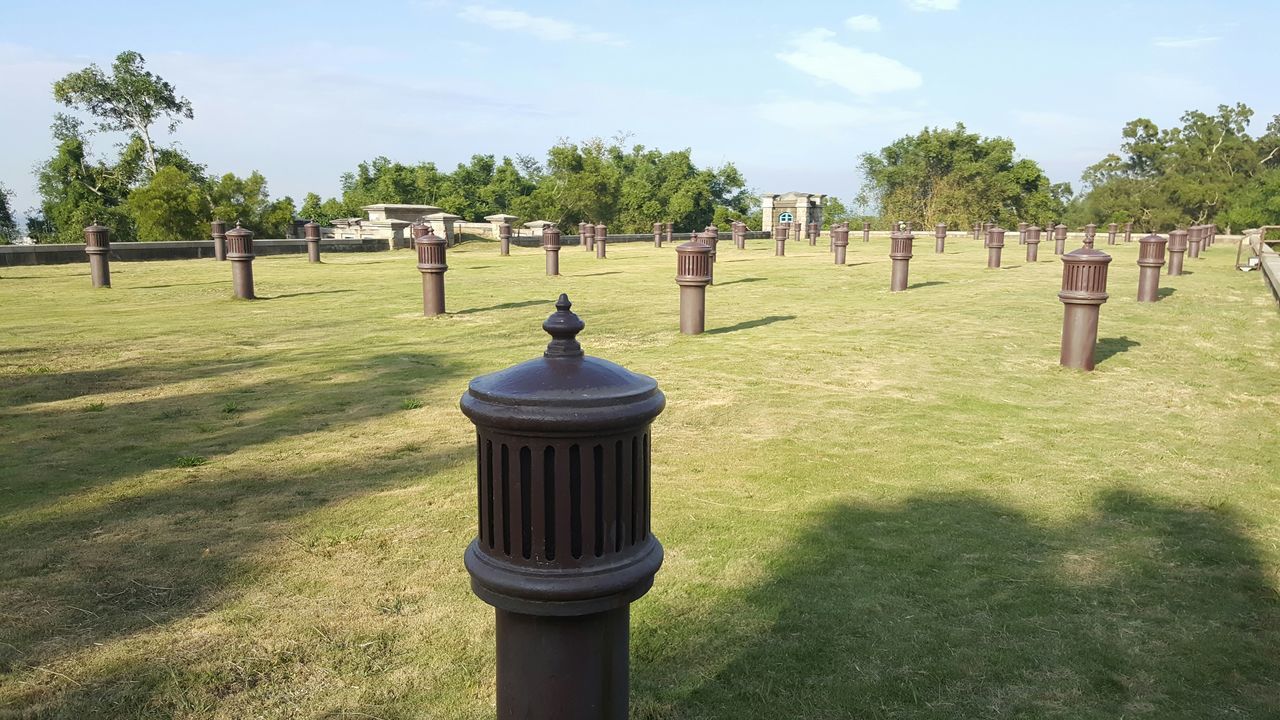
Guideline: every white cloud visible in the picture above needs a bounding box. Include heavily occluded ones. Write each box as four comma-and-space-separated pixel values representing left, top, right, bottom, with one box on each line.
904, 0, 959, 11
1151, 36, 1220, 48
776, 29, 922, 96
457, 6, 624, 46
755, 99, 923, 132
845, 14, 881, 32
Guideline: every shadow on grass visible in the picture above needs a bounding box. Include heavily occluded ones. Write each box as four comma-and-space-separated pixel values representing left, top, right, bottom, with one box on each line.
907, 281, 948, 290
455, 299, 552, 315
715, 277, 766, 287
705, 315, 796, 335
633, 491, 1280, 718
128, 280, 227, 290
1157, 286, 1177, 299
576, 271, 623, 277
1096, 336, 1140, 365
844, 262, 873, 267
261, 289, 355, 300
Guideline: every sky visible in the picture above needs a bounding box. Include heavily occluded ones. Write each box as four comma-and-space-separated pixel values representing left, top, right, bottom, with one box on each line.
1, 0, 1276, 222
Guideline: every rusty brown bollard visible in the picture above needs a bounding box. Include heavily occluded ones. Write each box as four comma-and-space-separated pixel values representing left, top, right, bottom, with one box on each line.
890, 228, 913, 291
1018, 221, 1028, 245
595, 223, 608, 259
84, 221, 111, 288
544, 223, 561, 276
972, 222, 980, 241
1107, 222, 1118, 245
807, 221, 818, 246
417, 226, 447, 316
499, 222, 512, 256
211, 219, 227, 261
935, 223, 947, 254
862, 221, 870, 243
1136, 233, 1168, 302
226, 223, 255, 299
461, 294, 665, 720
1167, 229, 1187, 276
1083, 223, 1097, 249
987, 227, 1005, 268
733, 221, 746, 250
833, 223, 849, 265
583, 223, 595, 252
304, 220, 321, 263
1058, 247, 1112, 371
653, 222, 662, 248
1124, 222, 1133, 243
773, 223, 787, 256
677, 234, 712, 334
578, 221, 587, 246
664, 222, 673, 246
1187, 226, 1202, 258
1054, 224, 1067, 255
983, 222, 995, 246
1026, 225, 1041, 262
411, 222, 429, 242
703, 225, 719, 283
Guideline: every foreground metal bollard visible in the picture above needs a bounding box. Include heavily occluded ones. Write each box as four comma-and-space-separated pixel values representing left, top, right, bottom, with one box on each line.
583, 223, 595, 252
1054, 224, 1067, 255
890, 228, 913, 291
1083, 223, 1097, 249
84, 221, 111, 288
773, 223, 787, 256
1107, 222, 1118, 245
1167, 228, 1187, 276
987, 227, 1005, 268
211, 219, 227, 261
1058, 247, 1112, 371
1188, 226, 1202, 258
1136, 233, 1168, 302
500, 222, 512, 256
226, 223, 255, 299
1026, 225, 1041, 262
1124, 222, 1133, 243
833, 223, 849, 265
417, 226, 447, 316
595, 223, 608, 259
544, 223, 561, 276
935, 222, 947, 254
863, 221, 871, 243
653, 222, 663, 248
1018, 221, 1028, 245
461, 294, 665, 720
304, 220, 321, 263
677, 234, 712, 334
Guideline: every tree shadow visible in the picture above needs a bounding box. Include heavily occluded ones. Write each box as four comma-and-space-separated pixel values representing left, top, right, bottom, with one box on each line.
1096, 336, 1140, 365
715, 277, 766, 287
907, 281, 948, 289
1157, 286, 1177, 299
260, 289, 355, 300
705, 315, 796, 335
576, 271, 623, 277
634, 491, 1280, 718
127, 280, 228, 290
454, 299, 553, 315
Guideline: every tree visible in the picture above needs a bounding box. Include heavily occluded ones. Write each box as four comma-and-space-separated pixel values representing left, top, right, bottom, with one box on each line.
32, 128, 135, 243
53, 51, 193, 176
126, 166, 209, 241
207, 171, 295, 237
0, 182, 18, 243
820, 196, 852, 230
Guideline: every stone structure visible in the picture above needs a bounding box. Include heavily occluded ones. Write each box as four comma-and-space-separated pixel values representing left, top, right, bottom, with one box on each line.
484, 213, 520, 239
329, 204, 460, 250
760, 192, 825, 233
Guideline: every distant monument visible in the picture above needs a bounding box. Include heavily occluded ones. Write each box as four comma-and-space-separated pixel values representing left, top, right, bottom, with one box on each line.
330, 204, 461, 249
761, 192, 826, 233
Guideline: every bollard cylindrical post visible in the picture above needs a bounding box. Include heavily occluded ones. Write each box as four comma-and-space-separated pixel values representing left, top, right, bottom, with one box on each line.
595, 223, 607, 259
1083, 223, 1097, 248
1107, 222, 1118, 245
653, 222, 662, 248
543, 223, 561, 276
1054, 224, 1067, 255
84, 221, 111, 288
986, 227, 1005, 268
1018, 221, 1028, 245
935, 222, 947, 254
460, 294, 665, 720
583, 223, 596, 252
499, 222, 512, 256
732, 220, 746, 250
1136, 233, 1168, 302
225, 223, 256, 299
807, 221, 818, 246
416, 226, 447, 316
211, 219, 227, 261
1058, 247, 1112, 371
1167, 229, 1187, 276
664, 222, 673, 246
677, 235, 712, 334
703, 225, 719, 283
890, 228, 914, 291
833, 223, 849, 265
1026, 225, 1041, 262
1124, 221, 1133, 243
304, 220, 321, 263
773, 223, 787, 256
1187, 226, 1202, 258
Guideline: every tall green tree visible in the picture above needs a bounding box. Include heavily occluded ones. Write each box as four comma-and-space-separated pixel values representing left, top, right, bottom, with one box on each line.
52, 51, 193, 176
31, 124, 136, 243
126, 166, 209, 241
0, 182, 17, 243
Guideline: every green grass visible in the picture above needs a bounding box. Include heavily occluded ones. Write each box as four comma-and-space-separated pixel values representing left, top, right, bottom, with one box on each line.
1, 236, 1277, 719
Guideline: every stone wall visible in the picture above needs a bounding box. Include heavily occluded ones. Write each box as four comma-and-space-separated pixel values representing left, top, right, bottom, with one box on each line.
0, 237, 385, 266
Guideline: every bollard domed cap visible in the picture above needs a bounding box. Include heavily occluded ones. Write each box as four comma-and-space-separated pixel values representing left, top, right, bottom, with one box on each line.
303, 220, 319, 229
460, 294, 665, 434
84, 220, 109, 233
225, 221, 252, 239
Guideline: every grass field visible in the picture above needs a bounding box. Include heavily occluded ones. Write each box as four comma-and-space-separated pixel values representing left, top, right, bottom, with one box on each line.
1, 233, 1278, 719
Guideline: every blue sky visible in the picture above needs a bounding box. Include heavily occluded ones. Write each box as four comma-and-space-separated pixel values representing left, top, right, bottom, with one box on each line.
1, 0, 1276, 219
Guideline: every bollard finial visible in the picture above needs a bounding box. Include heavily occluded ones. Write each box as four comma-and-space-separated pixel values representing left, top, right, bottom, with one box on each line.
543, 293, 584, 358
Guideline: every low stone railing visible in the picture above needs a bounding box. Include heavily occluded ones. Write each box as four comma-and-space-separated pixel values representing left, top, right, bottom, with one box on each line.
0, 237, 385, 266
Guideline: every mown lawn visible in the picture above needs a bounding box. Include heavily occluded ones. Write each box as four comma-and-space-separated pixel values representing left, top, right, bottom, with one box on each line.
1, 233, 1277, 719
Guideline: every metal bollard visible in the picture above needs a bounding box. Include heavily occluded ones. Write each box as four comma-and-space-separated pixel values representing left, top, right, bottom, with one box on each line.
416, 226, 447, 316
211, 219, 227, 261
544, 223, 561, 276
677, 234, 712, 334
664, 222, 673, 246
1188, 226, 1202, 258
1083, 223, 1097, 249
1018, 221, 1028, 245
774, 223, 787, 256
987, 227, 1005, 268
500, 222, 512, 256
1026, 225, 1041, 262
863, 221, 871, 243
703, 225, 718, 283
653, 222, 663, 248
304, 220, 321, 263
583, 223, 596, 252
807, 221, 818, 246
833, 223, 849, 265
225, 223, 255, 299
890, 228, 913, 291
1054, 224, 1067, 255
732, 221, 746, 250
1124, 222, 1133, 243
84, 221, 111, 288
1058, 247, 1112, 371
595, 223, 607, 259
935, 222, 947, 254
1136, 233, 1168, 302
1167, 229, 1187, 276
1107, 222, 1118, 245
460, 294, 665, 720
